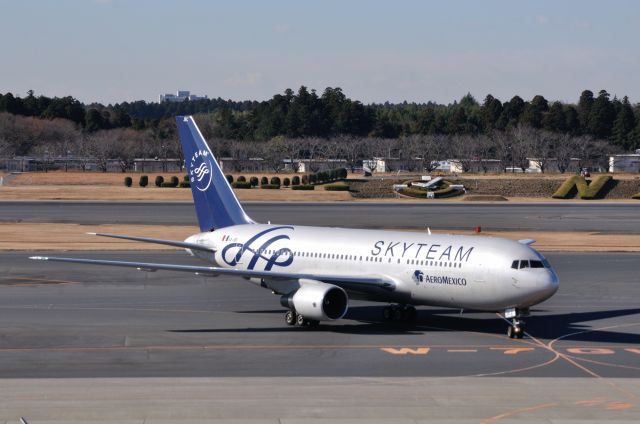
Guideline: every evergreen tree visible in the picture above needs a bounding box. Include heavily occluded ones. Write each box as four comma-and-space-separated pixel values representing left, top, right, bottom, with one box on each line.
612, 96, 636, 149
577, 90, 594, 133
588, 90, 616, 138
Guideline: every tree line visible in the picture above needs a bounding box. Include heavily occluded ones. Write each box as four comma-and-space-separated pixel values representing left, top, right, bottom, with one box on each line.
1, 87, 639, 149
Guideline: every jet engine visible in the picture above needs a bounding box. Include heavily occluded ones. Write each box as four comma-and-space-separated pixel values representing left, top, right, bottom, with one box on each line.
280, 280, 348, 321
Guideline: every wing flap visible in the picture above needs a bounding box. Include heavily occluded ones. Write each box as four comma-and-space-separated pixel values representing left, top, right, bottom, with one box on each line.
29, 256, 395, 291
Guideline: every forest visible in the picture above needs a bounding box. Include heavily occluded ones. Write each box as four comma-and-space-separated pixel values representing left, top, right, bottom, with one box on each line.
0, 87, 638, 173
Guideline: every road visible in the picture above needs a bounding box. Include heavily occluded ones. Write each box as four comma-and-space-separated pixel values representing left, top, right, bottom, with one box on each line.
1, 201, 640, 232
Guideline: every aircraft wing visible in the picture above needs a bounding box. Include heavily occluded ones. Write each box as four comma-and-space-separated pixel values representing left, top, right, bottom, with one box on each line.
29, 256, 396, 291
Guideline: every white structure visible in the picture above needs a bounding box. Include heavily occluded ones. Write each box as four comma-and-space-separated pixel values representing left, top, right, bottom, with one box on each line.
159, 90, 209, 103
527, 158, 581, 173
609, 150, 640, 173
449, 159, 502, 174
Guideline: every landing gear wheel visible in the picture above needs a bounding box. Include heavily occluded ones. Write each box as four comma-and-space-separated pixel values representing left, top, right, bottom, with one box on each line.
405, 306, 417, 322
296, 313, 306, 326
507, 319, 525, 339
285, 310, 296, 326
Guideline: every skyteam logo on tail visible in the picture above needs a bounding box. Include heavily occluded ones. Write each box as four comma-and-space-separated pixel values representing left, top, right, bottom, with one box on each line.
188, 149, 213, 192
221, 226, 294, 271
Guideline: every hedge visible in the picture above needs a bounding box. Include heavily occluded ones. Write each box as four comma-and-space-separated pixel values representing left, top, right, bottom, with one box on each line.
155, 175, 164, 187
183, 175, 190, 182
232, 181, 252, 189
633, 193, 640, 200
324, 184, 349, 191
292, 175, 300, 186
291, 184, 315, 190
139, 175, 148, 187
270, 176, 281, 186
179, 181, 190, 188
261, 184, 280, 189
552, 175, 612, 199
283, 177, 290, 187
237, 175, 246, 182
250, 176, 259, 187
161, 182, 176, 187
124, 176, 132, 187
170, 176, 180, 187
260, 176, 269, 185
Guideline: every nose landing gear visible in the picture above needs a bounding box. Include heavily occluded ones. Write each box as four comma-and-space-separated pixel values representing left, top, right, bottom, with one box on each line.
507, 319, 524, 339
504, 307, 527, 339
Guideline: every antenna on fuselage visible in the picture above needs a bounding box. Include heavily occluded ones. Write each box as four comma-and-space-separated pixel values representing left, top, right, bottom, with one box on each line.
427, 227, 431, 235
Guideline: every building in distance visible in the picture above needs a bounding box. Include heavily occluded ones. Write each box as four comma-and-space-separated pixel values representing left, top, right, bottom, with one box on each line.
159, 90, 208, 103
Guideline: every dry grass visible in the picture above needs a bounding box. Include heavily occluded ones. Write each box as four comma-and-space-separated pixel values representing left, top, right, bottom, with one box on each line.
0, 185, 352, 201
3, 222, 639, 252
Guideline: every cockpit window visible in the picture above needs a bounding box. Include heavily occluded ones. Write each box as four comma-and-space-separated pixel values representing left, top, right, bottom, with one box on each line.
512, 259, 549, 270
530, 260, 544, 268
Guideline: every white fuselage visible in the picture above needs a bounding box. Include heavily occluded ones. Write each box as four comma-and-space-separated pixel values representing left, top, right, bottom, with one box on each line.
186, 224, 559, 311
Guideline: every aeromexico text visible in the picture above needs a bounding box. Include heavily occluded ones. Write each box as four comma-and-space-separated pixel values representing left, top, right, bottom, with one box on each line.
370, 241, 474, 262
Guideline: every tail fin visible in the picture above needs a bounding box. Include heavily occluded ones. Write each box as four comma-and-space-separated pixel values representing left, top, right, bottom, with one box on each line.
176, 116, 254, 231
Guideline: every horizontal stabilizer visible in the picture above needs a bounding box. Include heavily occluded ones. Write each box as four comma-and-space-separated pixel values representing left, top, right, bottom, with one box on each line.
88, 232, 216, 252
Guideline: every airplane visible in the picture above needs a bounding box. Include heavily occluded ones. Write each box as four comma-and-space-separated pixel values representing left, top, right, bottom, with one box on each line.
30, 116, 559, 339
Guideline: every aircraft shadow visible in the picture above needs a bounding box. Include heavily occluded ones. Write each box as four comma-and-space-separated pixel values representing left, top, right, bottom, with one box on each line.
172, 306, 640, 344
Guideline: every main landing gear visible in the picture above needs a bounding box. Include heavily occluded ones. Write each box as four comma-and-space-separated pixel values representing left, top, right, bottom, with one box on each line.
383, 304, 417, 322
284, 310, 319, 327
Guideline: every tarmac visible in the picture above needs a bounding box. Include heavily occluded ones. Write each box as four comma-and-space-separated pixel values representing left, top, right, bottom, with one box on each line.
1, 201, 639, 232
0, 201, 639, 422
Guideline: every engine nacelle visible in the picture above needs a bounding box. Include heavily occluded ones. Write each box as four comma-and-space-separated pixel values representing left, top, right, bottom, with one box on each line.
280, 280, 348, 321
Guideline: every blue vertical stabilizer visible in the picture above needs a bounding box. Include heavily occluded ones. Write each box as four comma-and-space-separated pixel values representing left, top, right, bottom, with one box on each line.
176, 116, 254, 231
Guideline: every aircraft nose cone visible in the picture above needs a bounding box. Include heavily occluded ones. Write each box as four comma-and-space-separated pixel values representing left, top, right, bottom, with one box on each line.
538, 268, 559, 300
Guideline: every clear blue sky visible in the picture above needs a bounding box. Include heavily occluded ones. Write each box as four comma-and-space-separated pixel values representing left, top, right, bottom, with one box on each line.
1, 0, 639, 104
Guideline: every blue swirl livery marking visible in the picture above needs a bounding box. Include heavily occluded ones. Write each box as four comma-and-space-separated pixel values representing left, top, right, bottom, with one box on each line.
221, 226, 294, 271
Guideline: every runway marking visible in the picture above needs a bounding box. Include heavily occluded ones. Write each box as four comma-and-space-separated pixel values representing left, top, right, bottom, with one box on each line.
380, 347, 430, 355
480, 402, 559, 424
0, 276, 80, 286
566, 347, 615, 355
626, 348, 640, 355
447, 349, 477, 352
489, 347, 534, 355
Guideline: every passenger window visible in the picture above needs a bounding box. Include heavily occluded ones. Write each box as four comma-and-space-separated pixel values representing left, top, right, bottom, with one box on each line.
520, 260, 530, 269
511, 260, 518, 269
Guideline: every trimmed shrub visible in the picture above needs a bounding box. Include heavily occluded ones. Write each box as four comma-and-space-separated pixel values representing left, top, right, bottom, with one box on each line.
283, 177, 290, 187
552, 175, 613, 199
250, 176, 259, 187
270, 176, 281, 186
633, 193, 640, 200
170, 176, 180, 187
237, 175, 246, 182
139, 175, 148, 187
309, 174, 317, 184
261, 184, 280, 189
184, 175, 189, 181
155, 175, 164, 187
292, 175, 300, 186
124, 176, 132, 187
225, 174, 234, 184
179, 181, 191, 188
324, 184, 350, 191
301, 175, 309, 184
161, 182, 176, 187
291, 184, 315, 190
399, 187, 428, 198
232, 181, 252, 189
260, 176, 269, 185
338, 168, 348, 179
